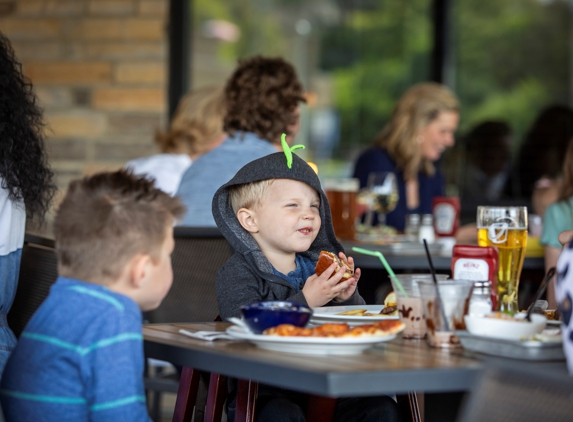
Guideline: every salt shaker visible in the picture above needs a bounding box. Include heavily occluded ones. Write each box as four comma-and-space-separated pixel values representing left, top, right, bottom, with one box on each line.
469, 281, 493, 316
418, 214, 435, 244
405, 214, 421, 241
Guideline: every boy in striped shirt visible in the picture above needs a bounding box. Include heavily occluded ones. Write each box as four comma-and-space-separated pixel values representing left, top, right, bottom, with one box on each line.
0, 170, 185, 421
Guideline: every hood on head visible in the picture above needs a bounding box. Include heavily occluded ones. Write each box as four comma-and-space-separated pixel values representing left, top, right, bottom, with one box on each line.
212, 152, 342, 270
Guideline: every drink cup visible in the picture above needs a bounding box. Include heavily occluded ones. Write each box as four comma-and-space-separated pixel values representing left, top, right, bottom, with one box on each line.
418, 280, 475, 348
324, 178, 359, 241
392, 274, 449, 339
477, 206, 528, 313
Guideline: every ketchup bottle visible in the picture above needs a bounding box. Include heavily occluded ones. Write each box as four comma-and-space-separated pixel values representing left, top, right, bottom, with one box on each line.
451, 245, 499, 311
432, 197, 460, 237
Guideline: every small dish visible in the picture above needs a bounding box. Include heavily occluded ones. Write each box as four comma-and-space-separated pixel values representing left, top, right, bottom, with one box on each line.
240, 301, 312, 334
464, 313, 546, 340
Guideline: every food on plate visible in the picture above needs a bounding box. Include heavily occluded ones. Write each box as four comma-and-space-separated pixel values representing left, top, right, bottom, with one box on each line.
543, 310, 560, 321
315, 251, 353, 281
337, 309, 367, 316
336, 306, 397, 317
382, 292, 398, 316
344, 320, 404, 337
263, 321, 404, 338
485, 311, 526, 322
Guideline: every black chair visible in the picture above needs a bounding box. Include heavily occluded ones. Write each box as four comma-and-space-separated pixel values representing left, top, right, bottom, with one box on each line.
457, 362, 573, 422
7, 234, 58, 338
144, 226, 233, 422
145, 227, 233, 324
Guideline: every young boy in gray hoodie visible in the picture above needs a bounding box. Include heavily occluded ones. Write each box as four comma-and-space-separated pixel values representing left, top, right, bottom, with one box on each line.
212, 149, 401, 422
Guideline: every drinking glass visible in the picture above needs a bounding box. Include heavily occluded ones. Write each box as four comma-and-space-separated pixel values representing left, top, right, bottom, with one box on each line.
356, 172, 399, 232
418, 280, 475, 348
324, 178, 359, 241
477, 206, 528, 313
392, 274, 449, 339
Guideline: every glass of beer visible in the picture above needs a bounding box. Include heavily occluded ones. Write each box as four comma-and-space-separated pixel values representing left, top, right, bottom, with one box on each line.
324, 178, 359, 240
477, 206, 528, 313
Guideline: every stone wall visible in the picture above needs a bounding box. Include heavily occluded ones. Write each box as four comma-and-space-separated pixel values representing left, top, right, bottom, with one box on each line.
0, 0, 170, 204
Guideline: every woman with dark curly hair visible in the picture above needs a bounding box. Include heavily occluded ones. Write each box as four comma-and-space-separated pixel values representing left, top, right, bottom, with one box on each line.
176, 56, 306, 226
0, 31, 56, 375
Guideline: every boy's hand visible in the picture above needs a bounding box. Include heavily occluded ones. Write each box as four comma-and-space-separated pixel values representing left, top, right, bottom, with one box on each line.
333, 253, 360, 302
302, 252, 360, 307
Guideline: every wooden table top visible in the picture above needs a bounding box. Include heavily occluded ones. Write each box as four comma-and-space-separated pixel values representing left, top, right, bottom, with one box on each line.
143, 322, 484, 397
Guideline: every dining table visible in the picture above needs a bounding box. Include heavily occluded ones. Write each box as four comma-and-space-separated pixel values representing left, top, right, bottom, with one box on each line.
144, 322, 486, 422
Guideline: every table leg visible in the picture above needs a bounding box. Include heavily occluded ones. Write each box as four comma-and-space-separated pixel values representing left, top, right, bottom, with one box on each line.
305, 394, 337, 422
397, 392, 423, 422
204, 373, 228, 422
172, 366, 200, 422
235, 379, 258, 422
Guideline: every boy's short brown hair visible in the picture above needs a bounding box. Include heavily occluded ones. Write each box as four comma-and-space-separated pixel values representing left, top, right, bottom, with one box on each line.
228, 179, 275, 214
54, 170, 186, 283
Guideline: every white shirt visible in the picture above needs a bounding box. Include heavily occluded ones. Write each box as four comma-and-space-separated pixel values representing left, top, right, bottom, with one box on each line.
0, 178, 26, 256
125, 153, 192, 196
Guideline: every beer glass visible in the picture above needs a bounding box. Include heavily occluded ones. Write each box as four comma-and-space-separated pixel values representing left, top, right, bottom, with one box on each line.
324, 178, 359, 240
477, 206, 528, 313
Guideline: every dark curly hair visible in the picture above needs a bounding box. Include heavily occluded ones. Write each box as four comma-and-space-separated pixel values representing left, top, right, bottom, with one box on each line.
0, 31, 55, 220
223, 56, 306, 144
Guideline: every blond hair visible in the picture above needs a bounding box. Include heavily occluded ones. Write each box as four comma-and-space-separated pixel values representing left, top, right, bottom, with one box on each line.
156, 86, 226, 155
374, 83, 459, 181
228, 179, 275, 214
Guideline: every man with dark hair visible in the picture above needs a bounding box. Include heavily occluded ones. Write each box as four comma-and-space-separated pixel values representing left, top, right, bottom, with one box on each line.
176, 55, 306, 226
0, 170, 185, 421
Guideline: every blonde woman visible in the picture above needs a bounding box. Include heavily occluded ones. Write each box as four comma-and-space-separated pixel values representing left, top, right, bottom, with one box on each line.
125, 85, 226, 195
352, 82, 460, 231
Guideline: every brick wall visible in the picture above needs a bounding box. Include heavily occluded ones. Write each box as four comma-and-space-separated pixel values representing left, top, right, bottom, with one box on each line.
0, 0, 170, 205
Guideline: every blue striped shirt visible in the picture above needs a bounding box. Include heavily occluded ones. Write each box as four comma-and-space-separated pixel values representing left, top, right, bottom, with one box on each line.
0, 277, 150, 421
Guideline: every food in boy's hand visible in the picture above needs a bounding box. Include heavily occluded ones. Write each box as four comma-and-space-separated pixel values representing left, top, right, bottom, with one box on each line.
263, 321, 404, 337
315, 250, 353, 281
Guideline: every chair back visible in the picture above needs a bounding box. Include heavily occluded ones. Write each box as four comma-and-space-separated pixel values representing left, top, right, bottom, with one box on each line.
8, 234, 58, 338
144, 227, 233, 324
457, 362, 573, 422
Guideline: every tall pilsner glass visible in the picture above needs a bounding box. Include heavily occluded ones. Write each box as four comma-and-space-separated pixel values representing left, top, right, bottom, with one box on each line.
477, 206, 528, 313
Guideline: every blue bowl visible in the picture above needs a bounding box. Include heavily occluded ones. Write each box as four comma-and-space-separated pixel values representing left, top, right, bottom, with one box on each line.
240, 301, 313, 334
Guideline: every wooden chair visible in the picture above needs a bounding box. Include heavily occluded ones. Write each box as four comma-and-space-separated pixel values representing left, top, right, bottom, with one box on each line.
144, 226, 234, 422
7, 234, 58, 338
457, 363, 573, 422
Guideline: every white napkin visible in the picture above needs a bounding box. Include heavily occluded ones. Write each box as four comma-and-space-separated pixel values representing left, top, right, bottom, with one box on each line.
179, 329, 235, 341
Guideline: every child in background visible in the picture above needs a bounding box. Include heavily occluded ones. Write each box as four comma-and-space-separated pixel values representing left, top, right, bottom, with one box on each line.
213, 150, 401, 422
0, 170, 185, 422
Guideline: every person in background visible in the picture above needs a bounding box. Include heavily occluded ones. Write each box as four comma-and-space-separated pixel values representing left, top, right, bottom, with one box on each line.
176, 56, 306, 227
461, 121, 512, 202
352, 83, 459, 232
506, 105, 573, 201
0, 31, 56, 376
0, 170, 185, 421
540, 138, 573, 308
125, 86, 226, 196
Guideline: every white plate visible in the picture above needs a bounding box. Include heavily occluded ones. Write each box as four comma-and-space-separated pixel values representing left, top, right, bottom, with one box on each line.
310, 305, 399, 326
226, 326, 398, 355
